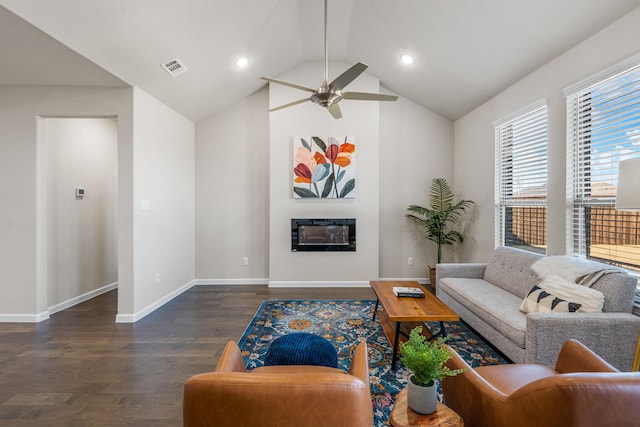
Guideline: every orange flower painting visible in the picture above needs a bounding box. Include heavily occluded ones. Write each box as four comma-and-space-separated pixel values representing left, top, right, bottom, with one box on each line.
293, 137, 356, 198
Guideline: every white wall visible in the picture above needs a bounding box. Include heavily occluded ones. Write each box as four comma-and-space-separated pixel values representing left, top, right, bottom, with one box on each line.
454, 7, 640, 262
193, 63, 455, 285
123, 88, 195, 321
267, 62, 381, 286
379, 97, 454, 278
0, 86, 133, 321
44, 118, 118, 309
195, 89, 269, 283
0, 85, 196, 322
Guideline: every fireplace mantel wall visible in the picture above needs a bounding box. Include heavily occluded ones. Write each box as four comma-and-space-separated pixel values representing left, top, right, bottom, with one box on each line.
268, 62, 380, 286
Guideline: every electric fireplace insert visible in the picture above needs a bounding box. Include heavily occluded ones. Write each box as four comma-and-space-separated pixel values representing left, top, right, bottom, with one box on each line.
291, 218, 356, 252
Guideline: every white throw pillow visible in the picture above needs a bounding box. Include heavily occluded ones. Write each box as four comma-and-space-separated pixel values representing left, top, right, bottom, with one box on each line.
520, 274, 604, 314
520, 285, 582, 313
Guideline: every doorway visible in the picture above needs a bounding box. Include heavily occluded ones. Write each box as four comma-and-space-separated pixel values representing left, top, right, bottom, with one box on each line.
41, 117, 118, 314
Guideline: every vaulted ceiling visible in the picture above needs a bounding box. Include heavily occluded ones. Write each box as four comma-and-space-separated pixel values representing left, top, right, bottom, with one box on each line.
2, 0, 639, 122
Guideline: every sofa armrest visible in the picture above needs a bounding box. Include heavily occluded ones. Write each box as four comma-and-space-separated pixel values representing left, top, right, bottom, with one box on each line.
436, 263, 487, 285
526, 313, 640, 371
348, 341, 370, 389
214, 340, 247, 372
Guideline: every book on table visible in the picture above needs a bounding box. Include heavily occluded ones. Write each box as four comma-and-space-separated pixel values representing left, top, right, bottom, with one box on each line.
392, 286, 425, 298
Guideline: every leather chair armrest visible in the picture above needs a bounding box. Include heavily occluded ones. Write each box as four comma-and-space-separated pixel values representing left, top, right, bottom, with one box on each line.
442, 344, 509, 424
348, 341, 370, 388
555, 339, 618, 373
444, 345, 507, 396
214, 340, 247, 373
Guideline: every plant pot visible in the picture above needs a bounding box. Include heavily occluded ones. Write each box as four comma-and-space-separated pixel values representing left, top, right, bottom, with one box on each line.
428, 266, 437, 291
406, 374, 438, 415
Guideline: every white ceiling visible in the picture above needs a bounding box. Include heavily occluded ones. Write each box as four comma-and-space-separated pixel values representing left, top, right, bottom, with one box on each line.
1, 0, 639, 122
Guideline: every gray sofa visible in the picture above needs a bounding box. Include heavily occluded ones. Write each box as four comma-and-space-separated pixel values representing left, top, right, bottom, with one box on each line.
436, 246, 640, 370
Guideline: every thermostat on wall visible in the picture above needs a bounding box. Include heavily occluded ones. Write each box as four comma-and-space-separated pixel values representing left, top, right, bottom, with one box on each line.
75, 187, 85, 198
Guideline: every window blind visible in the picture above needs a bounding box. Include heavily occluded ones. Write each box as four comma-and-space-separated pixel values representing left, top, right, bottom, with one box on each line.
566, 60, 640, 302
495, 101, 548, 253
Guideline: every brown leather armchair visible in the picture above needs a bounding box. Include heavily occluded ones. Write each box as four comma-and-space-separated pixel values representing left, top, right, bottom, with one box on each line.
183, 340, 373, 427
441, 339, 640, 427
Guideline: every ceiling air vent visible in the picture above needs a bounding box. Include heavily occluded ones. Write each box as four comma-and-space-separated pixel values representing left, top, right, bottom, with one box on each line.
161, 58, 188, 77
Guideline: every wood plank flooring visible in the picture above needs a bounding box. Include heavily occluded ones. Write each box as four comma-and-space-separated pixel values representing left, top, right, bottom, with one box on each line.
0, 285, 375, 426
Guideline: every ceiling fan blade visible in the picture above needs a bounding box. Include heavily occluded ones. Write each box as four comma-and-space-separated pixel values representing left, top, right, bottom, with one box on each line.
342, 92, 399, 101
261, 77, 316, 93
327, 103, 342, 119
329, 62, 368, 91
270, 98, 310, 112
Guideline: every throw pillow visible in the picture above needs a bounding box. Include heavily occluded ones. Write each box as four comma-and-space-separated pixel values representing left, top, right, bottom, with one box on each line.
264, 332, 338, 368
520, 285, 582, 313
519, 274, 605, 313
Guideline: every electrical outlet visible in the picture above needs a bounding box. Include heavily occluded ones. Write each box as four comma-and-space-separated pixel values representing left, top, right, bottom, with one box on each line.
155, 274, 161, 284
408, 256, 414, 265
242, 257, 249, 266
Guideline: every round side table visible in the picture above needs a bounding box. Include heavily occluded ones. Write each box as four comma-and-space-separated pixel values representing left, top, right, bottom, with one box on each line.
390, 389, 464, 427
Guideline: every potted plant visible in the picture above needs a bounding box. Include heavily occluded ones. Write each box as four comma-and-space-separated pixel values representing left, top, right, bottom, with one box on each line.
406, 178, 474, 288
399, 326, 465, 414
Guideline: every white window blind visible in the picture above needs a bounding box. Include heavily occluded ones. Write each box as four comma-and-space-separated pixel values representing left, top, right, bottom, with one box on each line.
494, 101, 548, 253
565, 59, 640, 301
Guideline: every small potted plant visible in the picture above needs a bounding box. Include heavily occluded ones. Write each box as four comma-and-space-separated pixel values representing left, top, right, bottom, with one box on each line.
406, 178, 474, 288
399, 326, 465, 414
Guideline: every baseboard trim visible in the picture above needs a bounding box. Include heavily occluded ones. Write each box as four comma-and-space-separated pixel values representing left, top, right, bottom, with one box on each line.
48, 282, 118, 315
195, 278, 269, 286
115, 280, 196, 323
378, 277, 429, 285
0, 311, 50, 323
268, 280, 370, 288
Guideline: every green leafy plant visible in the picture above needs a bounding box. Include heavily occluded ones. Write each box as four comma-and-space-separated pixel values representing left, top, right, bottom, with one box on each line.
400, 326, 465, 387
406, 178, 474, 264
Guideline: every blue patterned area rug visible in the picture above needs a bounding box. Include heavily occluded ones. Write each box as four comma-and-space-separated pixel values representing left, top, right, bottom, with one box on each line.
238, 299, 508, 427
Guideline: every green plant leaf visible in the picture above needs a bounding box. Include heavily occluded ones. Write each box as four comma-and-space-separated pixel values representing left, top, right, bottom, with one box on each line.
406, 178, 475, 264
294, 187, 317, 198
399, 326, 465, 386
321, 174, 334, 198
336, 169, 345, 183
339, 178, 355, 198
312, 136, 327, 153
300, 138, 311, 151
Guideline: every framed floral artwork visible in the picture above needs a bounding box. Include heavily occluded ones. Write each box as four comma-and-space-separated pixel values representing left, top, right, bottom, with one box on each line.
293, 136, 356, 198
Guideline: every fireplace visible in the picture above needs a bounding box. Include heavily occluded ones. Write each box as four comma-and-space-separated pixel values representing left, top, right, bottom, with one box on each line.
291, 218, 356, 252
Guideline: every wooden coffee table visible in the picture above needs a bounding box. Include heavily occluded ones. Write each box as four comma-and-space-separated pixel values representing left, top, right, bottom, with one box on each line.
390, 389, 464, 427
370, 280, 459, 370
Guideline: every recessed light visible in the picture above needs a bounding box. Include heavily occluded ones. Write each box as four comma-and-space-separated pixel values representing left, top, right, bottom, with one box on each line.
400, 54, 415, 65
235, 57, 249, 68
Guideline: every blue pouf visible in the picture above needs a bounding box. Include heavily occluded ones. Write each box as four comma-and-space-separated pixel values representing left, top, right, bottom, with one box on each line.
264, 332, 338, 368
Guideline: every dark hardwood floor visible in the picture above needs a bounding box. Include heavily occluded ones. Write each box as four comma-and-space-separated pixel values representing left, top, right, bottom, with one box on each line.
0, 285, 375, 426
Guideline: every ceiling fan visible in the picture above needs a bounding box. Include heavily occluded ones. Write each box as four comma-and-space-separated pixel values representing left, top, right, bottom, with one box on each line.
260, 0, 398, 119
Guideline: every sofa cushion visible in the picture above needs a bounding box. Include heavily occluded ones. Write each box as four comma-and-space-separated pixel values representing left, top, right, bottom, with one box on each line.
439, 277, 526, 348
483, 247, 543, 298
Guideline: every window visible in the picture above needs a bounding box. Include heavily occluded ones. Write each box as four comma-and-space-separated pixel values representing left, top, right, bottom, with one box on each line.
565, 55, 640, 301
494, 100, 548, 253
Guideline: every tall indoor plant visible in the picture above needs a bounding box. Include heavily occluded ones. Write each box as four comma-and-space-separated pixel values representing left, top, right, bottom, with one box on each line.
400, 326, 465, 414
406, 178, 474, 286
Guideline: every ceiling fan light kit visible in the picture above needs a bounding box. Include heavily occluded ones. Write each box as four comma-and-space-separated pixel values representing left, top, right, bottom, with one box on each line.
261, 0, 398, 119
